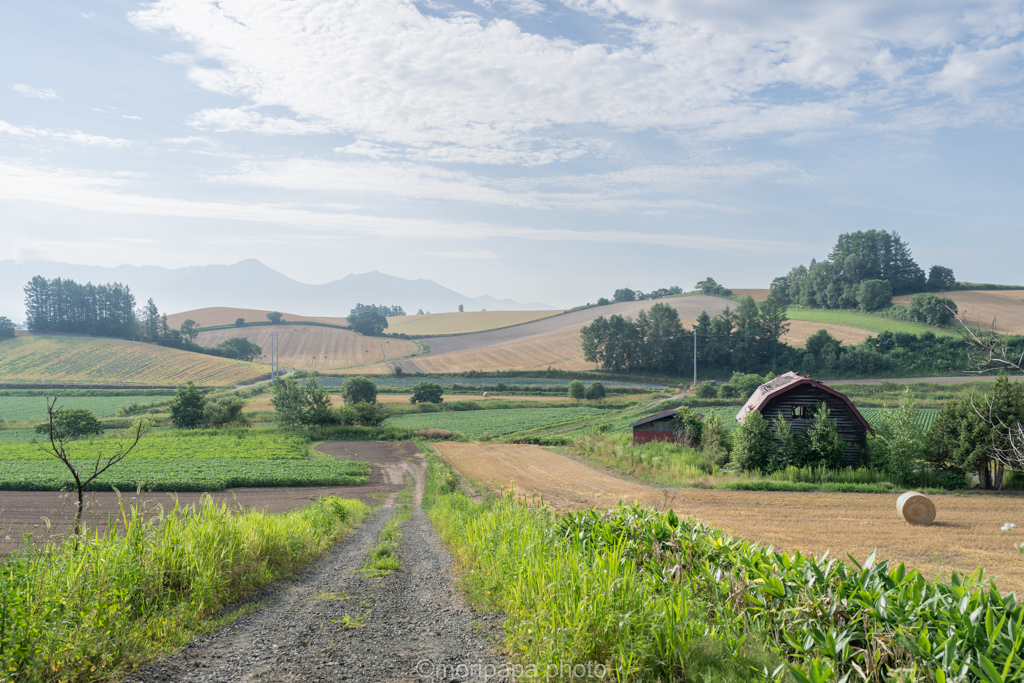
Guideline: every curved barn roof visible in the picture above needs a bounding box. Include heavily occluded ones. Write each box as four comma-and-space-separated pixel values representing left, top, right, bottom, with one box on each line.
736, 371, 874, 434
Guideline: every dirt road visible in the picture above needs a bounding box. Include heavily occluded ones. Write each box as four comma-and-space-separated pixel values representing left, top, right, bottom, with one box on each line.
126, 443, 508, 682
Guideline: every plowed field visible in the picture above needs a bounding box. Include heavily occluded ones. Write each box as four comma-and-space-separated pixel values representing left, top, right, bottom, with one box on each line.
166, 307, 349, 329
893, 290, 1024, 334
434, 442, 1024, 593
195, 325, 419, 372
0, 335, 268, 386
729, 288, 771, 301
385, 310, 562, 336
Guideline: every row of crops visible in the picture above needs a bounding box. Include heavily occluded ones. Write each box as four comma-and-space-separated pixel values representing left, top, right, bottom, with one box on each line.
385, 407, 610, 439
0, 432, 312, 462
0, 394, 175, 423
0, 459, 368, 491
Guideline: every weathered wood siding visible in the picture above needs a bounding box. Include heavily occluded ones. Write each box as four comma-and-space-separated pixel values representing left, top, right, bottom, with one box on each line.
632, 416, 676, 444
760, 385, 867, 464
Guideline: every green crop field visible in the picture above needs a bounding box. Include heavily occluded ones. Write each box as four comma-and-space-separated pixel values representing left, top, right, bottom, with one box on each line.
0, 431, 369, 491
384, 407, 608, 439
0, 335, 270, 386
786, 307, 956, 337
0, 394, 174, 423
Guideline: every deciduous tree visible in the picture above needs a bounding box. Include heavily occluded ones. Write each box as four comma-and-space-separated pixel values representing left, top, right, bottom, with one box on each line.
410, 381, 444, 404
170, 381, 207, 429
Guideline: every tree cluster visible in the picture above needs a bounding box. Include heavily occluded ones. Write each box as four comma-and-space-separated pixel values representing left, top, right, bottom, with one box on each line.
24, 276, 138, 338
271, 376, 386, 431
347, 310, 389, 335
734, 403, 847, 473
350, 303, 406, 318
169, 381, 250, 429
0, 316, 15, 341
581, 295, 791, 376
771, 230, 948, 310
695, 278, 732, 297
566, 380, 606, 401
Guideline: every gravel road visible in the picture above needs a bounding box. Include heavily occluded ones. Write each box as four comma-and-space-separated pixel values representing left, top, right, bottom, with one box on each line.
128, 453, 508, 682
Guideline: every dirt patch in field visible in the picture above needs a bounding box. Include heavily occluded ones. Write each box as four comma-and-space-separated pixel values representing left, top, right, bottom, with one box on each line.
893, 290, 1024, 334
434, 442, 1024, 593
729, 288, 771, 301
0, 441, 422, 552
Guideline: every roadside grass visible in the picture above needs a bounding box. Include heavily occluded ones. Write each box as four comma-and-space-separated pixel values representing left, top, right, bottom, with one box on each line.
786, 307, 957, 337
425, 456, 1024, 683
360, 478, 415, 577
0, 495, 369, 682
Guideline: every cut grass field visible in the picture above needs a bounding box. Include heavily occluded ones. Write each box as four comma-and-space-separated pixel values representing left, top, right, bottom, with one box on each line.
0, 335, 269, 387
786, 306, 955, 336
384, 310, 563, 336
166, 307, 349, 329
894, 289, 1024, 334
433, 441, 1024, 593
194, 325, 419, 372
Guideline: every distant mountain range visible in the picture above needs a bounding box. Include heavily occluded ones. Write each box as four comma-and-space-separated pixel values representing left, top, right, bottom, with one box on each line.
0, 259, 555, 323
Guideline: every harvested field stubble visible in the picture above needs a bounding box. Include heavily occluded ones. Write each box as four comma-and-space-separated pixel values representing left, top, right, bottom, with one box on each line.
166, 307, 349, 329
893, 289, 1024, 334
195, 325, 419, 372
433, 442, 1024, 593
385, 310, 562, 336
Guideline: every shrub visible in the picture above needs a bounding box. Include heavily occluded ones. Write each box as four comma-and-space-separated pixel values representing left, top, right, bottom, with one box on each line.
567, 380, 585, 401
410, 381, 444, 404
718, 384, 739, 399
693, 382, 718, 399
170, 381, 206, 429
341, 376, 377, 404
735, 410, 773, 472
584, 382, 606, 401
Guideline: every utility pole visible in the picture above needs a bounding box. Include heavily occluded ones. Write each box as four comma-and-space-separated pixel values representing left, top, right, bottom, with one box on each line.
269, 333, 279, 379
693, 327, 697, 389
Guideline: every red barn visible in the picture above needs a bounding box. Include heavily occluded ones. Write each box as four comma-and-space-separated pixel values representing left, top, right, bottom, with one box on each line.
631, 408, 700, 444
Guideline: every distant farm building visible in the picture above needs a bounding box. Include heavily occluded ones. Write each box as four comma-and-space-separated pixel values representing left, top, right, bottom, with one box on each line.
736, 371, 873, 462
631, 408, 702, 444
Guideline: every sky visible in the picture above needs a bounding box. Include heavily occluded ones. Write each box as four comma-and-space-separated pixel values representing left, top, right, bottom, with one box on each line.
2, 0, 1023, 309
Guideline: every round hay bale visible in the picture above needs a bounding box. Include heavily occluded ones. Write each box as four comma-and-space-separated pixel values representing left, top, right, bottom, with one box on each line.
482, 392, 490, 398
897, 491, 936, 526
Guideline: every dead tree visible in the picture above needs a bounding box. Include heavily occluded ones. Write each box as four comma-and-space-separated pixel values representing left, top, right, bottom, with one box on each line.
38, 395, 146, 535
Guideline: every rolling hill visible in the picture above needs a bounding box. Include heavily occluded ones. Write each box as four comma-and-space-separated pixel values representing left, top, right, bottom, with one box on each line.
0, 335, 269, 386
193, 325, 420, 373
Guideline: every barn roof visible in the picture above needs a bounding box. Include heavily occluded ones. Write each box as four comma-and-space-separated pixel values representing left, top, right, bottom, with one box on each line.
630, 408, 682, 428
736, 371, 874, 434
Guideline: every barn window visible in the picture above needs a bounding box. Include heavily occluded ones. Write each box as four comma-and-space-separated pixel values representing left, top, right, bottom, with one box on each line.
791, 406, 810, 419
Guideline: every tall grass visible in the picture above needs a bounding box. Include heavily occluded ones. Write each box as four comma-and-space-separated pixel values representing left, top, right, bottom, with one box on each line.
0, 495, 369, 681
427, 457, 1024, 682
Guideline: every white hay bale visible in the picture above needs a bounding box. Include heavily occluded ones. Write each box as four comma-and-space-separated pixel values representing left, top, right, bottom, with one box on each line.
482, 392, 490, 397
897, 491, 936, 526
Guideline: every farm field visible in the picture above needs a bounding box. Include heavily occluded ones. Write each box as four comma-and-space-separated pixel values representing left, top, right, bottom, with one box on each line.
385, 406, 608, 439
0, 432, 369, 491
0, 394, 173, 424
166, 307, 349, 329
434, 442, 1024, 593
0, 335, 269, 387
380, 294, 877, 372
728, 288, 770, 300
384, 310, 562, 336
194, 325, 420, 372
787, 307, 954, 336
894, 289, 1024, 334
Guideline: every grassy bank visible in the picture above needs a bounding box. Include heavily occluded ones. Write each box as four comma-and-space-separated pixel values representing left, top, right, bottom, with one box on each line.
425, 456, 1024, 682
0, 495, 369, 681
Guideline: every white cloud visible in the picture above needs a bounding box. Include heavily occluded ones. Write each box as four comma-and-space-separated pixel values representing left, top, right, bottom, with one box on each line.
0, 120, 131, 148
217, 156, 787, 211
0, 159, 818, 254
13, 84, 59, 100
130, 0, 1024, 164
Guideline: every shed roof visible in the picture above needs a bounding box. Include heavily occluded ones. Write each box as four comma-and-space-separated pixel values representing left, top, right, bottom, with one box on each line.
736, 371, 874, 434
630, 408, 682, 428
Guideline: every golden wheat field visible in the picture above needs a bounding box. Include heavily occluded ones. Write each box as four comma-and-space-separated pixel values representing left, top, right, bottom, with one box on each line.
385, 310, 563, 336
784, 320, 873, 346
166, 307, 349, 329
893, 290, 1024, 334
194, 325, 419, 372
0, 334, 268, 386
435, 442, 1024, 593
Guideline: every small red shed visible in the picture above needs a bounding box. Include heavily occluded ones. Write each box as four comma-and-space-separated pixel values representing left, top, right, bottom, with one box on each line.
631, 408, 691, 444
